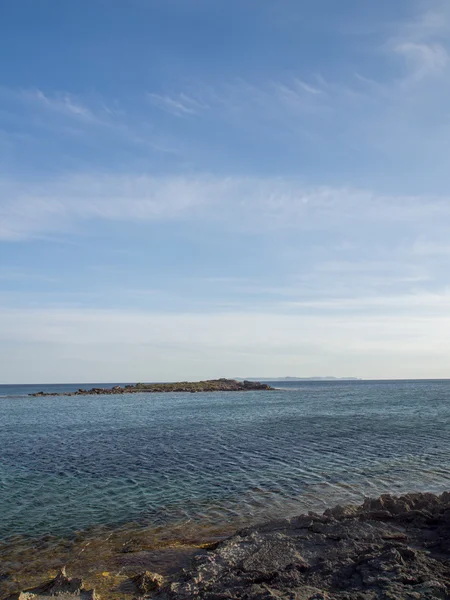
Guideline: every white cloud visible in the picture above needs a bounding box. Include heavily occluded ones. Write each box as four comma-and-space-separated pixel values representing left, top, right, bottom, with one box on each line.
283, 290, 450, 312
147, 92, 208, 117
150, 2, 450, 154
0, 174, 210, 239
394, 42, 449, 82
293, 78, 323, 95
2, 173, 450, 240
23, 89, 96, 121
0, 266, 59, 283
412, 239, 450, 256
1, 87, 169, 152
1, 306, 450, 382
401, 0, 450, 41
386, 1, 450, 84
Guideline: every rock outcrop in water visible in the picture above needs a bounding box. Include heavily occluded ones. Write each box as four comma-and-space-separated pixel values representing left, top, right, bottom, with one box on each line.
29, 379, 274, 397
155, 492, 450, 600
8, 568, 95, 600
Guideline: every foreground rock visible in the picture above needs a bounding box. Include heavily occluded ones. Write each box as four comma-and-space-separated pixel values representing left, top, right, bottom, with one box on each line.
8, 569, 95, 600
132, 571, 164, 595
156, 492, 450, 599
30, 379, 274, 397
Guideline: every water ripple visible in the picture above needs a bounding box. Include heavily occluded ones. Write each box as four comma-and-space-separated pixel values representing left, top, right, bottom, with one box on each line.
1, 380, 450, 539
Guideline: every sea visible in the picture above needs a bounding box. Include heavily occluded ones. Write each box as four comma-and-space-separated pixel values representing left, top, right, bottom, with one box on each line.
1, 379, 450, 544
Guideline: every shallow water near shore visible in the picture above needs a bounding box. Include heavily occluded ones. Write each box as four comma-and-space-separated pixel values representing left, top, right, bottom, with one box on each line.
1, 380, 450, 596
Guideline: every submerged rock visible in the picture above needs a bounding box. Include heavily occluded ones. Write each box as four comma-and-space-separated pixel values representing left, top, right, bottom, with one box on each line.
155, 492, 450, 599
8, 569, 95, 600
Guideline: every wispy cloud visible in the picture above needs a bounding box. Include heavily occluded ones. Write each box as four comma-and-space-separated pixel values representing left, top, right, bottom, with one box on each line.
0, 266, 59, 283
412, 239, 450, 256
0, 174, 209, 239
4, 1, 450, 185
293, 78, 323, 95
137, 1, 450, 162
147, 91, 208, 117
400, 0, 450, 41
22, 89, 98, 121
387, 1, 450, 84
2, 173, 450, 240
283, 290, 450, 313
0, 85, 179, 160
393, 42, 449, 83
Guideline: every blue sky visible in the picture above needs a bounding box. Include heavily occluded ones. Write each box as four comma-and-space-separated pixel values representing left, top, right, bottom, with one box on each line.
2, 0, 450, 382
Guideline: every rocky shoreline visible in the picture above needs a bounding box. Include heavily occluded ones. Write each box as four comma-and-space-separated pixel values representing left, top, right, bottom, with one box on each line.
29, 379, 274, 397
157, 491, 450, 600
6, 492, 450, 599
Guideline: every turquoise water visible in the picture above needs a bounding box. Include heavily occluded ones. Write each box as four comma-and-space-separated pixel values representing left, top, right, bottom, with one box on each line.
1, 380, 450, 540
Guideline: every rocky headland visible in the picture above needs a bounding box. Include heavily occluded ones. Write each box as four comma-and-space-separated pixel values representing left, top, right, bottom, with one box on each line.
6, 492, 450, 600
29, 379, 274, 397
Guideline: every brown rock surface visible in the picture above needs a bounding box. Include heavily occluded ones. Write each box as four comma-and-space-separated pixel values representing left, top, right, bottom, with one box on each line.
7, 569, 95, 600
132, 571, 164, 595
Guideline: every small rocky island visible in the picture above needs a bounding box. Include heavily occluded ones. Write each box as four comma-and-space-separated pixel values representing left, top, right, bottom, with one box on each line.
29, 379, 274, 397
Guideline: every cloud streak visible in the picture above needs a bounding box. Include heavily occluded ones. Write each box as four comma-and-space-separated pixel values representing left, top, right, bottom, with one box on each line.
393, 42, 449, 83
2, 306, 450, 382
32, 90, 94, 119
387, 1, 450, 84
147, 92, 208, 117
2, 173, 450, 240
19, 89, 102, 122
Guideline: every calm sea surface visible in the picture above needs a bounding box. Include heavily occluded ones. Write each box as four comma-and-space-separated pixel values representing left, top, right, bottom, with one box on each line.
1, 380, 450, 541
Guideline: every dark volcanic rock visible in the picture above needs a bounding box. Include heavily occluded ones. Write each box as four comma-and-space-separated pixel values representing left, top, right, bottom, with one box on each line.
156, 492, 450, 599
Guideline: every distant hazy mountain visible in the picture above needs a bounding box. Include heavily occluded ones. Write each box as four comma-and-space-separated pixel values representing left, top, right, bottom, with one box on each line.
236, 376, 361, 381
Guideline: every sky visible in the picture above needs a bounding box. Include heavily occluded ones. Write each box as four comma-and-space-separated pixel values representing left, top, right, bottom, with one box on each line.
2, 0, 450, 383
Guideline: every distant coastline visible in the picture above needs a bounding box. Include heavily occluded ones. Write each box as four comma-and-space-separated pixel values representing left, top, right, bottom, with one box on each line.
236, 376, 362, 381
